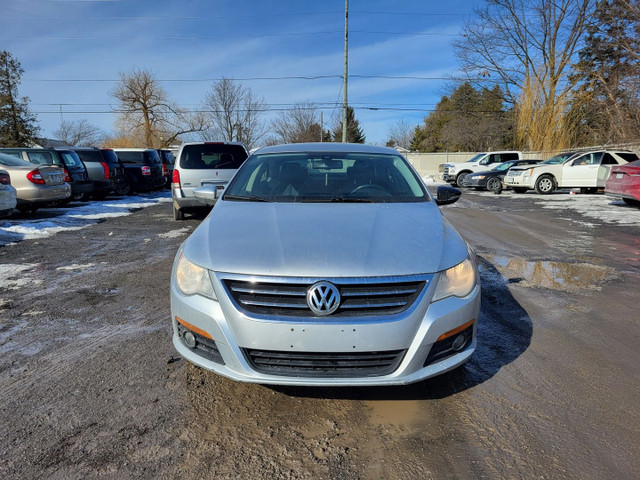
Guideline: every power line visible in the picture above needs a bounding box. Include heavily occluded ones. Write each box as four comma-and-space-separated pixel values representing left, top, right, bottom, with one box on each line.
22, 74, 496, 82
2, 10, 469, 20
0, 30, 461, 40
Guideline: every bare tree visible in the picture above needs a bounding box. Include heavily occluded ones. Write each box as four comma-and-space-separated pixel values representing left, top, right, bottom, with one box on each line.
386, 119, 418, 150
271, 102, 328, 143
201, 77, 268, 149
54, 119, 104, 146
454, 0, 594, 151
110, 68, 206, 148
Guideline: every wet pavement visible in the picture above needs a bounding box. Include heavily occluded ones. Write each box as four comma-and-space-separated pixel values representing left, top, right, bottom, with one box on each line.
0, 189, 638, 479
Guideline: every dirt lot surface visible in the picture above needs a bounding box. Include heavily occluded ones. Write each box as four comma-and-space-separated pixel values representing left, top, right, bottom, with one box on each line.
1, 190, 639, 479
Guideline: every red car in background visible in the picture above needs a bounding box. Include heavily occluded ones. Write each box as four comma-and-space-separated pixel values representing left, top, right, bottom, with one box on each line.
605, 159, 640, 207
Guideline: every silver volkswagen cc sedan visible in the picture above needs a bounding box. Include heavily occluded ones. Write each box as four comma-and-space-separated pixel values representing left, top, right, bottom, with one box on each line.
170, 143, 480, 386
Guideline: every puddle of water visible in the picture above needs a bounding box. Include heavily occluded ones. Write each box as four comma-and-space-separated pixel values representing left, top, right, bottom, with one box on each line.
366, 399, 423, 427
485, 256, 615, 291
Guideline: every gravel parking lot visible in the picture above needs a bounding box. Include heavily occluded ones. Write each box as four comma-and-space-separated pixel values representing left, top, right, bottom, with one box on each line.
1, 189, 638, 479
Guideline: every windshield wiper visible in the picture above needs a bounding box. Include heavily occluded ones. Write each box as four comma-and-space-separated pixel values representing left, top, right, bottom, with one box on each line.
223, 194, 271, 202
328, 196, 376, 203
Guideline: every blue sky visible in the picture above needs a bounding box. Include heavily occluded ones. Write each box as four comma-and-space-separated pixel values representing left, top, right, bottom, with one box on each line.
2, 0, 484, 145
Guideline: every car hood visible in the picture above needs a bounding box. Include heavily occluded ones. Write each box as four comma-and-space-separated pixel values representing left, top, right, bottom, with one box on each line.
183, 201, 470, 277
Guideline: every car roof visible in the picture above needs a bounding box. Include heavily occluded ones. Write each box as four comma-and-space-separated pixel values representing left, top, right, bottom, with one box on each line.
254, 143, 400, 155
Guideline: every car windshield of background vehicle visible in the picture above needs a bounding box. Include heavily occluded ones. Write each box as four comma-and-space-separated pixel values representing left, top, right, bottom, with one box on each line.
180, 144, 247, 170
466, 153, 485, 163
58, 151, 83, 168
75, 150, 103, 163
543, 152, 578, 165
224, 153, 429, 203
494, 162, 515, 172
27, 151, 55, 165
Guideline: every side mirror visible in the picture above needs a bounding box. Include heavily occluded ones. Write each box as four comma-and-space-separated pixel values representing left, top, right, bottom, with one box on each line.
435, 185, 462, 206
193, 184, 224, 205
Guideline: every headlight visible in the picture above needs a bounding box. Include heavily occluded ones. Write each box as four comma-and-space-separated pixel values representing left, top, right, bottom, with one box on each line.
175, 251, 216, 299
523, 168, 534, 177
432, 257, 477, 302
477, 175, 485, 179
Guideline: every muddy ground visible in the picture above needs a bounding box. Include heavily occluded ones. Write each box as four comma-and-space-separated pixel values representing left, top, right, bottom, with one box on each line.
0, 190, 638, 479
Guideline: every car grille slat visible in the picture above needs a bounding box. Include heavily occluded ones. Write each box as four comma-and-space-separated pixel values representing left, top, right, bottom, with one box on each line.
223, 278, 427, 318
244, 348, 406, 377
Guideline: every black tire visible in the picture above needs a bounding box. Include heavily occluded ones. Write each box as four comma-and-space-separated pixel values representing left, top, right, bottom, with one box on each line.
513, 188, 528, 194
173, 205, 185, 221
534, 175, 556, 195
456, 172, 469, 188
623, 198, 640, 207
486, 177, 502, 193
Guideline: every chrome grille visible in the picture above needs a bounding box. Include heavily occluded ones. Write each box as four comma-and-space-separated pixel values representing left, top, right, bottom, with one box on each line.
243, 348, 406, 377
222, 275, 428, 318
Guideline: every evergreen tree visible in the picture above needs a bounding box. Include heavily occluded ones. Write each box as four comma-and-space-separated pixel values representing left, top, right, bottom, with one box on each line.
332, 107, 366, 143
569, 0, 640, 145
0, 51, 39, 147
411, 83, 513, 152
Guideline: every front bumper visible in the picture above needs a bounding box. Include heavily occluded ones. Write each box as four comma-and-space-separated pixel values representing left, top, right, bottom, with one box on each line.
170, 271, 481, 386
503, 175, 532, 188
462, 176, 487, 188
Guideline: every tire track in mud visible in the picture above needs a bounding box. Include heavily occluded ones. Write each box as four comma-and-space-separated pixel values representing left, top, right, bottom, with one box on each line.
0, 316, 165, 401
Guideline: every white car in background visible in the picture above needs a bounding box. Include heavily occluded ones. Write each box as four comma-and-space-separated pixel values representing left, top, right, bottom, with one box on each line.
0, 168, 17, 218
504, 150, 638, 194
171, 142, 249, 220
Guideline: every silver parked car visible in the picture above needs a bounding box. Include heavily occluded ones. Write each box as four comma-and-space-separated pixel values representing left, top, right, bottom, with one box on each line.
171, 141, 249, 220
0, 168, 17, 218
0, 153, 71, 213
170, 143, 480, 386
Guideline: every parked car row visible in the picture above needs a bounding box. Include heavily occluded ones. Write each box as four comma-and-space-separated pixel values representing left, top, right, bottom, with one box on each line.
451, 149, 640, 205
0, 147, 176, 217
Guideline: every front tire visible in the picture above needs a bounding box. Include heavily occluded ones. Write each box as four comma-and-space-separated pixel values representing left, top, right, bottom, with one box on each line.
486, 177, 502, 193
623, 198, 640, 207
456, 173, 468, 188
535, 175, 556, 195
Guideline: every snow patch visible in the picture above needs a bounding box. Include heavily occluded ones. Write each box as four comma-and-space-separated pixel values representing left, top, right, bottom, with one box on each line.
0, 191, 170, 246
158, 227, 191, 239
56, 263, 96, 271
0, 263, 42, 290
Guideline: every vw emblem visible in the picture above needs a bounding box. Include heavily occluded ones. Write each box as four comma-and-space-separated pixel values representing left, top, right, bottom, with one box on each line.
306, 281, 341, 316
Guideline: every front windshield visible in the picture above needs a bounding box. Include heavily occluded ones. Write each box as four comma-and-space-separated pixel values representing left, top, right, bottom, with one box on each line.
224, 152, 429, 203
542, 152, 577, 165
493, 161, 516, 172
467, 153, 486, 163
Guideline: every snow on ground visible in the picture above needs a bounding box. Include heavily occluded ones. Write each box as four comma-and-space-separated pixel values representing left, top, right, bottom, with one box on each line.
0, 263, 42, 290
496, 190, 640, 226
0, 192, 170, 247
158, 227, 191, 239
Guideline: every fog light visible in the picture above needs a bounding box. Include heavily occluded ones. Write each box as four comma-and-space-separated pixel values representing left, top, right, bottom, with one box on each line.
183, 330, 197, 348
451, 334, 466, 351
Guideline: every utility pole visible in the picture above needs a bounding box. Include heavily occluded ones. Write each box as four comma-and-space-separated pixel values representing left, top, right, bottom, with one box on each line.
342, 0, 349, 143
320, 111, 324, 142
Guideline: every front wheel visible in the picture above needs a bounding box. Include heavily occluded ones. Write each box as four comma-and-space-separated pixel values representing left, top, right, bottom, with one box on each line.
535, 175, 556, 195
455, 173, 468, 187
486, 177, 502, 193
